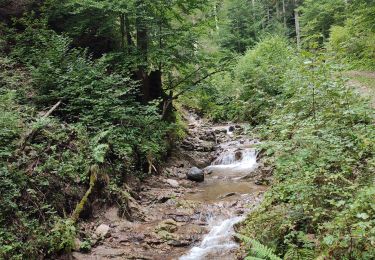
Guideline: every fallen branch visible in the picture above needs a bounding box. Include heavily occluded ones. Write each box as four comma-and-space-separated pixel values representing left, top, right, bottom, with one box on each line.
42, 100, 62, 118
19, 100, 62, 149
71, 165, 98, 222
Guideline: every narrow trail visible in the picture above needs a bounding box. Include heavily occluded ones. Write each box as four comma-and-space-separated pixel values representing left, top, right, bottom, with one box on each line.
345, 71, 375, 108
71, 111, 267, 260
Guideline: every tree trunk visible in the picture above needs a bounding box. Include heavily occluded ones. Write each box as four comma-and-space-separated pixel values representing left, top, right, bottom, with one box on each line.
214, 2, 219, 31
294, 8, 301, 48
120, 13, 125, 50
136, 4, 148, 64
276, 1, 280, 20
125, 14, 133, 48
282, 0, 287, 28
136, 0, 150, 103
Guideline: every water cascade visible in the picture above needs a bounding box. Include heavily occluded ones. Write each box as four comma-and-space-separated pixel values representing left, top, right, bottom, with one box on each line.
180, 142, 262, 259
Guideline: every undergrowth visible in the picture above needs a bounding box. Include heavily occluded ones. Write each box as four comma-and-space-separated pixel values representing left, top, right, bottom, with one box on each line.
237, 37, 374, 259
0, 18, 173, 258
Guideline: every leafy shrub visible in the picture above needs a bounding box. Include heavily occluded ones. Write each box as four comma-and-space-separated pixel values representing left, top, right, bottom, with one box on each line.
327, 3, 375, 69
0, 16, 171, 258
237, 234, 282, 260
0, 90, 22, 159
10, 20, 170, 173
320, 186, 375, 259
183, 36, 295, 124
0, 115, 93, 258
299, 0, 346, 47
235, 35, 294, 124
239, 53, 374, 258
328, 24, 375, 70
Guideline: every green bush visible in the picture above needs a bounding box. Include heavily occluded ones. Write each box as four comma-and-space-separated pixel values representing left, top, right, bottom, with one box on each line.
239, 54, 374, 259
182, 36, 296, 124
0, 17, 171, 258
328, 24, 375, 70
11, 20, 170, 172
235, 35, 295, 124
327, 2, 375, 69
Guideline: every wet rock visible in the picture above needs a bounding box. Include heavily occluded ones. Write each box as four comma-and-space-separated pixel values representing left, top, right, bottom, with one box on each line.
204, 168, 213, 175
201, 131, 216, 142
235, 209, 245, 215
128, 196, 146, 220
95, 224, 110, 238
214, 128, 227, 134
104, 207, 121, 222
177, 172, 186, 179
177, 163, 185, 168
235, 150, 243, 161
255, 178, 271, 185
166, 179, 179, 188
180, 140, 196, 151
187, 167, 204, 182
167, 239, 192, 247
156, 219, 178, 233
157, 195, 172, 203
217, 192, 239, 199
118, 232, 145, 243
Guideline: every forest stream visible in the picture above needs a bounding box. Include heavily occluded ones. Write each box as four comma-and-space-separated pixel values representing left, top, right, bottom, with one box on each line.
72, 112, 267, 260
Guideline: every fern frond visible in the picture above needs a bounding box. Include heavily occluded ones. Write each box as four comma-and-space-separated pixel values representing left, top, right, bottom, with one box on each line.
237, 234, 282, 260
245, 256, 265, 260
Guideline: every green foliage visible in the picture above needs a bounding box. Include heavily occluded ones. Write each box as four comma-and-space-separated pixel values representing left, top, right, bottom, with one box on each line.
0, 6, 174, 258
239, 50, 374, 258
319, 186, 375, 259
0, 90, 22, 159
0, 118, 92, 258
328, 14, 375, 69
238, 234, 282, 260
217, 0, 288, 53
48, 218, 76, 253
182, 36, 295, 123
299, 0, 346, 47
235, 35, 294, 123
10, 20, 170, 171
218, 0, 265, 53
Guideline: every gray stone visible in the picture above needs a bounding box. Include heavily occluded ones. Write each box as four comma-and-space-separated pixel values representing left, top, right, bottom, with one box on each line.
95, 224, 110, 238
186, 167, 204, 182
166, 179, 179, 188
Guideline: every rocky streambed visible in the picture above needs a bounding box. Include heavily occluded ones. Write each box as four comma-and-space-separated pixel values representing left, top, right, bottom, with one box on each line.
71, 112, 268, 260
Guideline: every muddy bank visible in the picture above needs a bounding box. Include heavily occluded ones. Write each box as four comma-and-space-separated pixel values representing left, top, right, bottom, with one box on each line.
70, 113, 269, 260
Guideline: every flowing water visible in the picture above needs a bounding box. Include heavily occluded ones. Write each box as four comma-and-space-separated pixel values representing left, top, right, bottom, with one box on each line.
181, 137, 265, 260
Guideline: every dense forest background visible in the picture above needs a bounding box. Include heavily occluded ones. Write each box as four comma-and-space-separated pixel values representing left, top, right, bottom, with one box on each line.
0, 0, 374, 259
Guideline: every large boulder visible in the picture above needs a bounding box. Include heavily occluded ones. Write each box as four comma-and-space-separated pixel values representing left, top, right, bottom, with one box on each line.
186, 167, 204, 182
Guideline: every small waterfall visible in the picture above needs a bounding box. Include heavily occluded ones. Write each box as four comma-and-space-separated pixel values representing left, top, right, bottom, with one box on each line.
181, 147, 259, 259
212, 148, 257, 170
179, 216, 243, 260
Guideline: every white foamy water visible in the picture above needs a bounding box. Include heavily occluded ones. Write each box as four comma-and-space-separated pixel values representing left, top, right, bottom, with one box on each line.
179, 216, 243, 260
211, 148, 257, 170
180, 147, 259, 259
